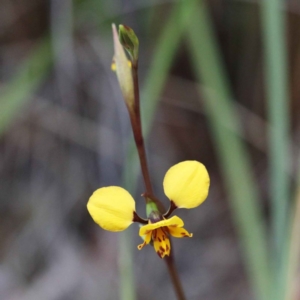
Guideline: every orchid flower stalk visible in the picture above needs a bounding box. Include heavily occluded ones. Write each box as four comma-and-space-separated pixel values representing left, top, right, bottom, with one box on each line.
87, 24, 210, 300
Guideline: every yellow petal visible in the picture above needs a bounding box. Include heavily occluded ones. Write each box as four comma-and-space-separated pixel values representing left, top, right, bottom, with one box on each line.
137, 231, 152, 250
163, 160, 210, 209
153, 228, 171, 258
87, 186, 135, 232
168, 226, 193, 238
139, 216, 184, 236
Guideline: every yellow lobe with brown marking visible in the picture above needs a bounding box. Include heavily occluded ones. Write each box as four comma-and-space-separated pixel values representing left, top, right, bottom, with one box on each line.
137, 216, 192, 258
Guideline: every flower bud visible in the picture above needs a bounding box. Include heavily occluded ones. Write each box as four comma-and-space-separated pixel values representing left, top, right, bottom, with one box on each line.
118, 25, 139, 63
112, 24, 134, 109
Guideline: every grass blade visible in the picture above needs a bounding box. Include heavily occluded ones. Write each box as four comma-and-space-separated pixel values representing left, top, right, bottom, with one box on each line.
285, 171, 300, 300
0, 39, 52, 136
187, 2, 271, 300
261, 2, 290, 298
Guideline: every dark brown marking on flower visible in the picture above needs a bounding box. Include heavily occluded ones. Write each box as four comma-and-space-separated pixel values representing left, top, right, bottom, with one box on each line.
181, 232, 187, 236
166, 244, 169, 251
159, 246, 165, 253
162, 235, 165, 241
158, 237, 162, 242
152, 230, 157, 240
157, 251, 162, 258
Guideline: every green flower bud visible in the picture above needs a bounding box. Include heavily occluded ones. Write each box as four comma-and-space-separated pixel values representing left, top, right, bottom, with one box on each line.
118, 25, 139, 63
112, 24, 134, 110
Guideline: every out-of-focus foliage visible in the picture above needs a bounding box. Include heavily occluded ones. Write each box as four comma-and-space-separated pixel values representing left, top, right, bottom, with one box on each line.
1, 1, 300, 300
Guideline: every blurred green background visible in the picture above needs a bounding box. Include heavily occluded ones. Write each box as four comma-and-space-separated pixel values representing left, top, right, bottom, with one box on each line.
0, 0, 299, 299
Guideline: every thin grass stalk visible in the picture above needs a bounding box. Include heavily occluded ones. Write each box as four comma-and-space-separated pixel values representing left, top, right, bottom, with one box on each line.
187, 2, 271, 300
0, 38, 52, 136
284, 195, 300, 300
285, 169, 300, 300
119, 231, 135, 300
260, 2, 290, 299
119, 1, 198, 299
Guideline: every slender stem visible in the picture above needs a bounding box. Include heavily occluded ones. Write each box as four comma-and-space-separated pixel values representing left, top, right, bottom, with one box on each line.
129, 59, 186, 300
163, 201, 177, 218
133, 211, 148, 224
129, 63, 154, 197
165, 254, 186, 300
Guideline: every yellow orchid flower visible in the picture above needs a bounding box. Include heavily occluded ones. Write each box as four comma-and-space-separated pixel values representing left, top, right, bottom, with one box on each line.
87, 160, 210, 258
137, 216, 192, 258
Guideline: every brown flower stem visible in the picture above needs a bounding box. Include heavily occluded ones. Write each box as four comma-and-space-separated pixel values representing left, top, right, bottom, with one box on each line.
129, 62, 154, 199
165, 254, 186, 300
163, 201, 178, 218
130, 60, 187, 300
